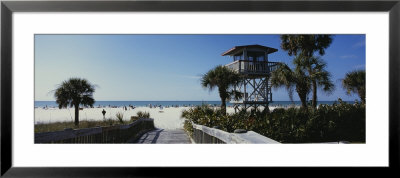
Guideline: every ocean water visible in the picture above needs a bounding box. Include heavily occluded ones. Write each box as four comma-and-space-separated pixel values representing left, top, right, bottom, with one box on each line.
34, 100, 355, 108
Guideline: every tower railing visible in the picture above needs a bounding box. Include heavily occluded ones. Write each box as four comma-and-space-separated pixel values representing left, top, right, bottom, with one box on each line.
225, 60, 279, 74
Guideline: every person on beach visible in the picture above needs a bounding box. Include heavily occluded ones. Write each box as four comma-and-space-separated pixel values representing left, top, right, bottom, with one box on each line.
102, 109, 106, 119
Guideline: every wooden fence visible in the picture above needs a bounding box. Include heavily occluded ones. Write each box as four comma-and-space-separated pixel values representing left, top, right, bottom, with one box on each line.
192, 126, 226, 144
191, 123, 281, 144
191, 123, 348, 144
35, 118, 155, 143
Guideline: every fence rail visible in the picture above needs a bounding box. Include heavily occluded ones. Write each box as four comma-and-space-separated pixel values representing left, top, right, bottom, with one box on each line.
191, 123, 349, 144
35, 118, 155, 143
225, 60, 280, 75
191, 123, 281, 144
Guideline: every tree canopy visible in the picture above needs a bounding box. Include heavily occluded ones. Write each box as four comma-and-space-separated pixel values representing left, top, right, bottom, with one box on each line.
280, 35, 333, 57
342, 70, 366, 104
270, 63, 311, 108
201, 66, 241, 115
294, 55, 335, 107
54, 78, 96, 126
280, 35, 334, 108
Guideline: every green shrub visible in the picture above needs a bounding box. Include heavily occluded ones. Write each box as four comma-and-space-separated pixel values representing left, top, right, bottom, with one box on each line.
181, 100, 365, 143
105, 118, 115, 126
116, 112, 124, 124
130, 116, 139, 122
137, 111, 150, 118
183, 120, 194, 137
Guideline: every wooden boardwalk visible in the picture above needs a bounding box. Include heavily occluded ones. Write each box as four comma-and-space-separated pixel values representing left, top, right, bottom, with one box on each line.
130, 129, 192, 144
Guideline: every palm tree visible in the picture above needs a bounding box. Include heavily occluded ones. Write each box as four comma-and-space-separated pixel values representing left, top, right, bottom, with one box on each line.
342, 70, 365, 104
280, 35, 333, 57
270, 63, 311, 108
294, 55, 335, 108
54, 78, 96, 126
201, 65, 241, 115
280, 35, 334, 108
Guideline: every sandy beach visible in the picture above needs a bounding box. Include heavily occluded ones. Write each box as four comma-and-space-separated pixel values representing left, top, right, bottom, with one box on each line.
36, 107, 183, 130
35, 106, 244, 130
34, 105, 284, 130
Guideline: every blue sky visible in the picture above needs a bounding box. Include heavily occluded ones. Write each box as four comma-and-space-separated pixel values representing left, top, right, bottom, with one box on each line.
35, 34, 365, 101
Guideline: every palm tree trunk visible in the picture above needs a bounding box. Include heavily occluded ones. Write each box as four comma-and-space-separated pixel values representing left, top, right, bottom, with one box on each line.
74, 104, 79, 126
297, 88, 308, 108
221, 98, 226, 115
296, 82, 308, 108
312, 80, 317, 108
219, 88, 228, 115
300, 95, 307, 108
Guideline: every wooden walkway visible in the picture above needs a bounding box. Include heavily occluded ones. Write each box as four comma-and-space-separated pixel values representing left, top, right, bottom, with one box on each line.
130, 129, 192, 144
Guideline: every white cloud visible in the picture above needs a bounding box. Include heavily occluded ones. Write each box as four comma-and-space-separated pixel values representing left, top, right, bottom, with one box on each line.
353, 64, 366, 70
178, 75, 202, 79
340, 55, 357, 59
352, 39, 365, 48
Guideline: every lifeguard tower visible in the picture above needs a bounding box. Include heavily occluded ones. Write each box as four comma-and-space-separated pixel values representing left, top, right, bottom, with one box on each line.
222, 44, 280, 111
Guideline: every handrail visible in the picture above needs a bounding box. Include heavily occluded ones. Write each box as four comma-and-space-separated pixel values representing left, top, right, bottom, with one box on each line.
225, 60, 280, 74
191, 122, 281, 144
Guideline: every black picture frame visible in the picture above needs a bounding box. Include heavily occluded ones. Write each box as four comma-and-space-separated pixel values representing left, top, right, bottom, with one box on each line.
1, 0, 399, 177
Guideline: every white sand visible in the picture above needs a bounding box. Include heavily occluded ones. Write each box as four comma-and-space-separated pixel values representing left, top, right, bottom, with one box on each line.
35, 107, 190, 130
34, 106, 280, 130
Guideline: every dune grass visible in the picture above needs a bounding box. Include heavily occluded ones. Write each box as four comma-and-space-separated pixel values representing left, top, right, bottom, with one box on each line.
136, 111, 150, 118
36, 111, 153, 133
35, 119, 126, 133
116, 112, 124, 124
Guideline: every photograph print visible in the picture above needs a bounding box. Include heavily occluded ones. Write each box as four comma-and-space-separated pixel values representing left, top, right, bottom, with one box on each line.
34, 34, 365, 144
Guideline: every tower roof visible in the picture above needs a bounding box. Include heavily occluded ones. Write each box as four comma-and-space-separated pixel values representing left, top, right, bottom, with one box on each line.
221, 44, 278, 56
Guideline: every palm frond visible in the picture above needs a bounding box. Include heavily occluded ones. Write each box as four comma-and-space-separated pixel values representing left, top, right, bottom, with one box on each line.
53, 78, 96, 109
